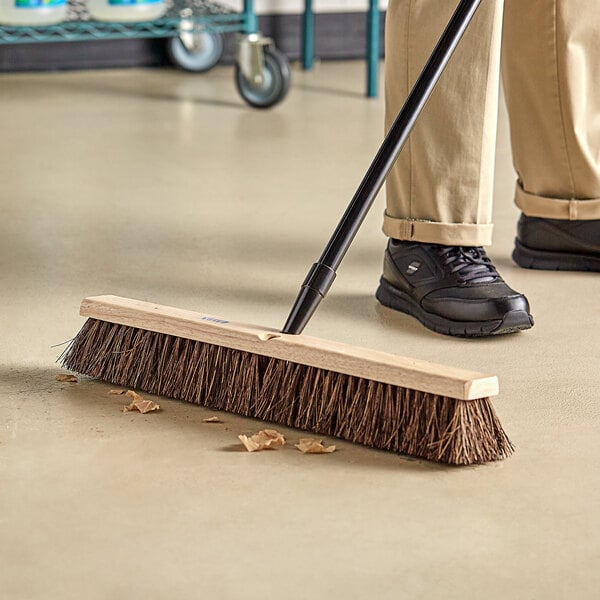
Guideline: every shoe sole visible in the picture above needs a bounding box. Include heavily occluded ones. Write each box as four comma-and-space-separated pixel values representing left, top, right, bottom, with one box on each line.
513, 239, 600, 272
375, 277, 534, 338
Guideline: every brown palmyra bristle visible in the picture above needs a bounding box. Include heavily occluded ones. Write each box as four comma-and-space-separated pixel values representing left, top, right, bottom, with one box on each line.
61, 318, 514, 465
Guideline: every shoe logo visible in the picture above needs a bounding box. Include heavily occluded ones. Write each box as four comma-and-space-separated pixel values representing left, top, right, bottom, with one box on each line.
406, 261, 421, 275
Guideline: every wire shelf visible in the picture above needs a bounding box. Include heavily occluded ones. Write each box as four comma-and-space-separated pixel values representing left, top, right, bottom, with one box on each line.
0, 0, 245, 44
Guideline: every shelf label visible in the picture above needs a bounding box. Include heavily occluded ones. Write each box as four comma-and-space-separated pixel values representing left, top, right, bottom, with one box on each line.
15, 0, 65, 7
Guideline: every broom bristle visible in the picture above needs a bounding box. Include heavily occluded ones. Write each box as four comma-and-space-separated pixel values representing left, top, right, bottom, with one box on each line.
60, 318, 514, 465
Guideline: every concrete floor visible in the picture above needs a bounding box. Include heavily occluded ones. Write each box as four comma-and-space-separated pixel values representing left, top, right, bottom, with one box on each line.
0, 61, 598, 599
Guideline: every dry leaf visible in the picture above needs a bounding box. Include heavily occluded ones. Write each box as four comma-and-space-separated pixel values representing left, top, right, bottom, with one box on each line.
109, 389, 127, 395
122, 390, 160, 414
203, 416, 223, 423
238, 429, 286, 452
238, 435, 261, 452
253, 429, 286, 449
55, 374, 77, 383
295, 438, 336, 454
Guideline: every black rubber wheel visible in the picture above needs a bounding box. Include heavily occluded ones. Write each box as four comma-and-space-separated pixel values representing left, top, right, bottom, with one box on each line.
167, 30, 224, 73
235, 47, 291, 109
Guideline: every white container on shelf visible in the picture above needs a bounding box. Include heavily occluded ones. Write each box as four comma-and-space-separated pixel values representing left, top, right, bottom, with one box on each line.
0, 0, 67, 25
88, 0, 166, 22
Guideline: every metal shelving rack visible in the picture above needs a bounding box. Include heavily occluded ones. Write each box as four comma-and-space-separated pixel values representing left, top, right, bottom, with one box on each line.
0, 0, 291, 108
0, 0, 241, 43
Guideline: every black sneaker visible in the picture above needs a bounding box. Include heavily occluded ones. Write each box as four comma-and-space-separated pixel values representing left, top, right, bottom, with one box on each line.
376, 240, 534, 338
513, 214, 600, 272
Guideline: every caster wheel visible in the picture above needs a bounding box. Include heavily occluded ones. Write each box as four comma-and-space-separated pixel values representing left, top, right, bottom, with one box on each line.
235, 47, 291, 109
167, 30, 224, 73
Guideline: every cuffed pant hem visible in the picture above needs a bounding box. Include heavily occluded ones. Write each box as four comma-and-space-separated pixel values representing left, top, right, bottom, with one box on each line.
515, 183, 600, 220
382, 212, 494, 246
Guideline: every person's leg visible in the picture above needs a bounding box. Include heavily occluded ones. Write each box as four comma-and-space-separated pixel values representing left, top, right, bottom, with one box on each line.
383, 0, 503, 246
503, 0, 600, 271
379, 0, 533, 337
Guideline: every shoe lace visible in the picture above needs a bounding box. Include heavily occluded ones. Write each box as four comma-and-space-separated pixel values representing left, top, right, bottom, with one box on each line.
436, 246, 499, 283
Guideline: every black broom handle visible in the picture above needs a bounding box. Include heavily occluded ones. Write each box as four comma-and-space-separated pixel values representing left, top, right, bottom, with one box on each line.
282, 0, 483, 335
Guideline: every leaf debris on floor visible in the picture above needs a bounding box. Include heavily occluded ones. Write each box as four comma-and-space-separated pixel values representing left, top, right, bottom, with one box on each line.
295, 438, 336, 454
239, 429, 286, 452
122, 390, 160, 414
55, 374, 78, 383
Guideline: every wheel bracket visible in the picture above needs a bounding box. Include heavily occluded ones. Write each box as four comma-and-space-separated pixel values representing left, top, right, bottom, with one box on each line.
235, 33, 272, 88
178, 12, 204, 52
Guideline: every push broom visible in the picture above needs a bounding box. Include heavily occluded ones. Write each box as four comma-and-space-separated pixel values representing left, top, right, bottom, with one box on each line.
62, 0, 514, 465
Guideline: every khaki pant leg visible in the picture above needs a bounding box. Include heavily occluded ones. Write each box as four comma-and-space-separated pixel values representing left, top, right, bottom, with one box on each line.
502, 0, 600, 220
383, 0, 505, 246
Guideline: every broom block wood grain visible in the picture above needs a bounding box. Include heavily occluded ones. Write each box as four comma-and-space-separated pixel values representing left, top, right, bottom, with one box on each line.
80, 295, 499, 401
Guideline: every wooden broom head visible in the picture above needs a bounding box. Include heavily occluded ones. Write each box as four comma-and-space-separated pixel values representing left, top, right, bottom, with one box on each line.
61, 296, 512, 465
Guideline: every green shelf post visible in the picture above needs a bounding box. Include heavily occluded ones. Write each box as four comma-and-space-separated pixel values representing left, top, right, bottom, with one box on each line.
243, 0, 258, 34
302, 0, 314, 70
366, 0, 380, 97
